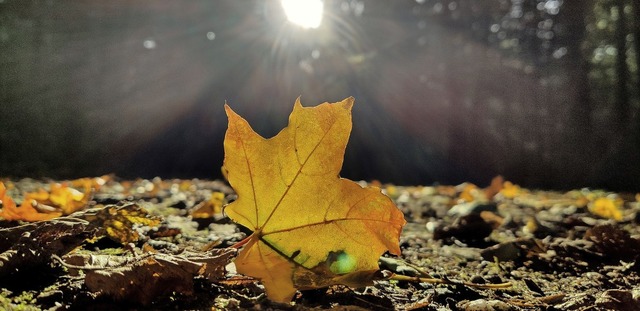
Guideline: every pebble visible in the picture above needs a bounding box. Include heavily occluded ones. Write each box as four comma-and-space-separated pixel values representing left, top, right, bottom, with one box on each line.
448, 202, 498, 217
554, 293, 594, 310
470, 275, 486, 284
480, 241, 520, 262
457, 299, 511, 311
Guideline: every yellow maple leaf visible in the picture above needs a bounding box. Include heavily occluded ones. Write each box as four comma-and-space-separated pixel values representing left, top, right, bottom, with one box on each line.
223, 97, 406, 302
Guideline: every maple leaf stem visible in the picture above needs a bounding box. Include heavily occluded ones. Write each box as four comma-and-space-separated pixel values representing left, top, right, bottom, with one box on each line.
389, 274, 512, 289
231, 234, 254, 249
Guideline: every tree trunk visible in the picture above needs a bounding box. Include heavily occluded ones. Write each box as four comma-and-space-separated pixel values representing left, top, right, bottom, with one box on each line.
632, 0, 640, 108
559, 0, 592, 131
614, 0, 630, 130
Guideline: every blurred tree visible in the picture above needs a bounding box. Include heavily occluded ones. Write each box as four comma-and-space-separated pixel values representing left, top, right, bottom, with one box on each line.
614, 0, 630, 129
582, 0, 640, 189
0, 1, 85, 177
634, 0, 640, 146
559, 0, 592, 132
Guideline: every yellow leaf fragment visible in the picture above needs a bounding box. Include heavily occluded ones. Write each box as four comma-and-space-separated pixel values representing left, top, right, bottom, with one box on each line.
191, 191, 226, 219
80, 203, 162, 244
484, 175, 504, 200
500, 181, 522, 199
385, 185, 399, 199
48, 183, 89, 214
588, 197, 623, 221
457, 183, 479, 203
223, 97, 405, 302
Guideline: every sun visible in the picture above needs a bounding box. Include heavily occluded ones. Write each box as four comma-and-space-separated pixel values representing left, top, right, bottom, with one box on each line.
280, 0, 324, 29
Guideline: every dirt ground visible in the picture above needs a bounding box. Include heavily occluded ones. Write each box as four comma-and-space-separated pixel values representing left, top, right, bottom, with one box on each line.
1, 177, 640, 310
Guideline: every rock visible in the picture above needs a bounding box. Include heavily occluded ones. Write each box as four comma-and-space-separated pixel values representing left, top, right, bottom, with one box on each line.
554, 293, 595, 310
584, 224, 640, 261
457, 299, 512, 311
448, 202, 498, 217
481, 241, 520, 262
480, 238, 538, 262
433, 214, 494, 246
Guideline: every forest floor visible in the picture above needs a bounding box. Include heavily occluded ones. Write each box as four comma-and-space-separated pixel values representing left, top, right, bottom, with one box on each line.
1, 176, 640, 310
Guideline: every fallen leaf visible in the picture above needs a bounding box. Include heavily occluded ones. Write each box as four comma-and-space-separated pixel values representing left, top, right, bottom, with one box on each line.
0, 217, 97, 278
0, 182, 62, 221
77, 203, 162, 244
47, 182, 89, 214
0, 203, 162, 278
223, 97, 405, 302
595, 289, 640, 310
584, 224, 640, 260
65, 249, 236, 305
484, 175, 504, 200
0, 177, 107, 222
588, 197, 623, 221
436, 185, 457, 197
500, 181, 522, 199
457, 183, 480, 203
191, 191, 226, 219
70, 175, 109, 191
384, 185, 399, 199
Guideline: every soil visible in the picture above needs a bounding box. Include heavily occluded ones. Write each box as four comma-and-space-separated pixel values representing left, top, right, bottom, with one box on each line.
1, 177, 640, 310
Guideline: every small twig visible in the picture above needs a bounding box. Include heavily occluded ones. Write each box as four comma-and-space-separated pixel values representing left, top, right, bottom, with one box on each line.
51, 254, 107, 270
404, 261, 434, 278
51, 253, 154, 271
389, 273, 512, 289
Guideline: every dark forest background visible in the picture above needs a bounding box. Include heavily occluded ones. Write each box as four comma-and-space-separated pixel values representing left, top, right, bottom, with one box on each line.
1, 0, 639, 191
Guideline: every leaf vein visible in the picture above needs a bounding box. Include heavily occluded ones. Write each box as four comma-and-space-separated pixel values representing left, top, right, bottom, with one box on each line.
237, 126, 260, 227
259, 115, 338, 230
262, 217, 396, 236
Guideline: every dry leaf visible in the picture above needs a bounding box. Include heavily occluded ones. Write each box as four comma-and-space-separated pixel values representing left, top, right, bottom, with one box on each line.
32, 176, 106, 215
0, 217, 97, 278
484, 175, 504, 200
65, 249, 236, 305
0, 203, 162, 278
500, 181, 522, 199
77, 203, 162, 244
0, 177, 107, 222
584, 224, 640, 260
47, 182, 90, 214
588, 197, 623, 221
457, 183, 480, 203
223, 97, 405, 302
0, 182, 62, 221
191, 191, 226, 219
